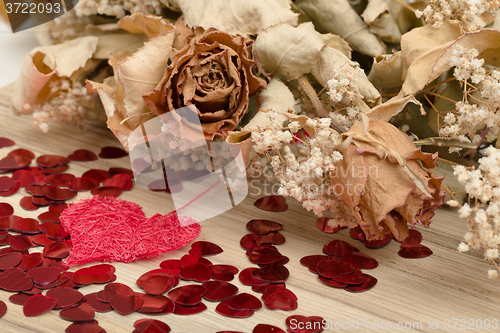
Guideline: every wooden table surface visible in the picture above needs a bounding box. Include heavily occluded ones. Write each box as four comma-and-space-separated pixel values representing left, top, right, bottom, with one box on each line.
0, 82, 499, 333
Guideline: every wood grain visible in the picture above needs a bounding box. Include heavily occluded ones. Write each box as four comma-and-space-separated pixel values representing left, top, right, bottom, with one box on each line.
0, 83, 499, 333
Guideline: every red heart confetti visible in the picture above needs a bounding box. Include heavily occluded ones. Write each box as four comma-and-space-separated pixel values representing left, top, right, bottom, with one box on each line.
0, 176, 15, 191
40, 165, 70, 175
248, 248, 283, 265
42, 185, 77, 201
31, 234, 53, 246
68, 149, 98, 162
82, 169, 110, 183
316, 218, 345, 233
317, 275, 348, 288
202, 281, 239, 302
323, 240, 359, 256
137, 294, 173, 314
173, 302, 207, 315
42, 241, 71, 259
286, 315, 324, 333
45, 173, 75, 187
36, 273, 70, 289
254, 196, 288, 212
19, 196, 40, 211
252, 264, 290, 283
99, 146, 128, 159
247, 220, 282, 234
31, 196, 51, 207
11, 170, 35, 187
168, 285, 206, 306
179, 262, 212, 282
239, 268, 268, 287
65, 321, 105, 333
401, 229, 423, 248
9, 234, 33, 251
23, 294, 57, 317
0, 252, 22, 270
134, 319, 171, 333
36, 155, 69, 168
69, 177, 99, 192
72, 267, 115, 285
0, 300, 6, 319
109, 294, 144, 315
253, 324, 286, 333
210, 264, 239, 282
60, 303, 96, 322
240, 234, 261, 250
258, 232, 286, 245
0, 137, 15, 148
345, 274, 378, 292
25, 186, 44, 197
37, 210, 62, 223
8, 149, 35, 160
96, 282, 135, 302
398, 245, 433, 259
17, 253, 43, 271
0, 202, 13, 217
108, 167, 134, 179
83, 293, 113, 313
0, 180, 21, 197
46, 287, 85, 309
0, 215, 22, 230
102, 174, 133, 191
180, 254, 213, 268
0, 156, 31, 170
137, 269, 179, 288
11, 218, 40, 234
340, 252, 378, 270
141, 274, 176, 296
26, 266, 62, 285
159, 259, 181, 273
263, 289, 298, 311
316, 260, 355, 279
39, 222, 70, 240
216, 298, 254, 318
189, 241, 223, 256
9, 292, 32, 305
90, 186, 122, 198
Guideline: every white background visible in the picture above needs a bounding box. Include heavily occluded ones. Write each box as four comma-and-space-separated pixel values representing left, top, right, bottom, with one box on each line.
0, 20, 39, 87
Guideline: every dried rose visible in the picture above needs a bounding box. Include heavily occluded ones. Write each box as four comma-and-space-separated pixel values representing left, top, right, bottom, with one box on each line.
332, 116, 445, 241
143, 29, 267, 140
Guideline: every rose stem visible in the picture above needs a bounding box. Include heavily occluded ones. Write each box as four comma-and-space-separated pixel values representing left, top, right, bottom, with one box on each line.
297, 75, 346, 134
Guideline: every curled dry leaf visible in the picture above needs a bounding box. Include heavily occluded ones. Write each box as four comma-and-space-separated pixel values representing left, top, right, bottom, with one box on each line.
367, 52, 403, 92
367, 93, 422, 122
87, 13, 176, 149
333, 116, 445, 241
254, 22, 324, 82
310, 47, 381, 105
296, 0, 385, 57
12, 36, 100, 115
361, 0, 403, 44
166, 0, 298, 35
322, 33, 352, 58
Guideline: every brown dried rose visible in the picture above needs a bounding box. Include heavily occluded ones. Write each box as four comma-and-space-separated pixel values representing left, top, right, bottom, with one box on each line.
332, 116, 445, 241
143, 29, 267, 140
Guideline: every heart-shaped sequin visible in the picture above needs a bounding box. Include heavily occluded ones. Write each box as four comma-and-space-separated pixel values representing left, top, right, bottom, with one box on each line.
216, 298, 254, 318
0, 300, 6, 319
102, 174, 133, 191
0, 202, 13, 217
240, 234, 261, 250
65, 321, 105, 333
248, 248, 283, 265
72, 267, 115, 285
96, 283, 135, 302
323, 240, 359, 256
68, 149, 98, 162
42, 185, 77, 201
180, 254, 213, 268
258, 232, 286, 245
253, 324, 286, 333
60, 303, 96, 322
316, 218, 345, 234
134, 319, 171, 333
98, 147, 128, 159
252, 264, 290, 283
46, 287, 85, 309
37, 155, 69, 168
140, 274, 176, 296
263, 289, 298, 311
286, 315, 325, 333
246, 220, 282, 234
398, 245, 433, 259
179, 263, 212, 282
44, 173, 75, 187
12, 170, 35, 187
254, 196, 288, 212
0, 137, 15, 149
23, 294, 57, 317
137, 294, 173, 314
210, 265, 239, 282
173, 302, 207, 315
0, 252, 22, 270
110, 294, 144, 315
69, 177, 99, 192
26, 266, 62, 285
16, 253, 43, 271
344, 274, 377, 292
202, 281, 239, 302
82, 169, 110, 183
239, 268, 267, 287
90, 186, 122, 198
189, 241, 223, 256
168, 285, 206, 306
316, 260, 355, 279
84, 293, 112, 313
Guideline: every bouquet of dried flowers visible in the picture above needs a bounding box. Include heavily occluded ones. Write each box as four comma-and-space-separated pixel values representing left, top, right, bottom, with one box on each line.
10, 0, 500, 278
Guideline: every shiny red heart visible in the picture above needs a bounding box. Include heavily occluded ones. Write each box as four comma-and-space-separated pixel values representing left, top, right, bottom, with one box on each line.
23, 294, 57, 317
0, 137, 15, 148
36, 273, 69, 289
240, 234, 261, 250
69, 177, 99, 192
189, 241, 223, 256
40, 165, 70, 175
248, 248, 283, 265
44, 173, 75, 187
31, 234, 53, 246
26, 266, 62, 285
137, 294, 173, 314
8, 234, 33, 251
316, 260, 355, 279
9, 292, 32, 305
65, 321, 104, 333
286, 315, 324, 333
141, 274, 176, 296
8, 148, 35, 160
136, 269, 179, 288
340, 252, 378, 270
82, 169, 110, 183
68, 149, 98, 162
72, 267, 115, 285
318, 275, 348, 288
90, 186, 122, 198
330, 269, 364, 285
19, 197, 40, 211
246, 220, 283, 234
37, 210, 62, 223
252, 264, 289, 283
173, 302, 207, 315
25, 186, 44, 197
109, 167, 134, 179
210, 264, 239, 282
258, 232, 286, 245
12, 170, 35, 187
179, 263, 212, 282
316, 218, 345, 234
299, 255, 330, 273
263, 289, 298, 311
11, 218, 40, 234
60, 303, 96, 322
238, 268, 267, 287
0, 300, 6, 319
98, 146, 128, 159
253, 324, 286, 333
0, 180, 21, 197
96, 282, 134, 302
0, 252, 22, 270
36, 155, 69, 168
168, 285, 206, 306
102, 174, 133, 191
0, 176, 15, 191
228, 292, 262, 311
202, 281, 238, 302
344, 274, 378, 292
398, 245, 433, 259
0, 215, 22, 230
42, 185, 77, 201
43, 241, 71, 259
0, 156, 31, 170
110, 294, 144, 315
401, 229, 423, 248
254, 196, 288, 212
83, 293, 112, 313
180, 254, 213, 267
0, 202, 13, 217
159, 259, 181, 273
39, 222, 70, 240
46, 287, 85, 309
134, 318, 171, 333
216, 298, 254, 318
323, 240, 359, 256
16, 253, 43, 271
362, 233, 392, 249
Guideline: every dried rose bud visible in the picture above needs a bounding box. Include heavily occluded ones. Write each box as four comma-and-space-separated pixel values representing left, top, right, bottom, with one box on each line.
144, 29, 267, 140
332, 117, 445, 241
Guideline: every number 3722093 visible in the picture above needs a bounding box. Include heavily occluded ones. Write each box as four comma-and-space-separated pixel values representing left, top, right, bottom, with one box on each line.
5, 2, 61, 14
443, 319, 498, 330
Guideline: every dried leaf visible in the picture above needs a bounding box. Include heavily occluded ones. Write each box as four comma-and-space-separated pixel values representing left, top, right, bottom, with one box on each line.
167, 0, 298, 35
296, 0, 385, 57
361, 0, 389, 23
310, 47, 381, 105
367, 92, 422, 122
367, 52, 403, 91
322, 33, 351, 58
254, 22, 324, 82
12, 36, 99, 114
413, 137, 477, 149
94, 34, 149, 59
368, 13, 402, 44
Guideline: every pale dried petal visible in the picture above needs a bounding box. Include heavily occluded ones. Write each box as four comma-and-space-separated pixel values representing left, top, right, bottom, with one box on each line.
166, 0, 298, 35
367, 92, 422, 122
254, 22, 324, 81
367, 52, 403, 91
322, 33, 351, 58
296, 0, 385, 57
